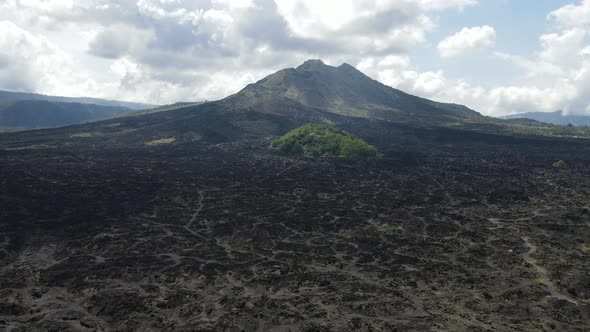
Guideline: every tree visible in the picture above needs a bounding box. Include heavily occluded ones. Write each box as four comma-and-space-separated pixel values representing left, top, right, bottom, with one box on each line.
271, 123, 377, 158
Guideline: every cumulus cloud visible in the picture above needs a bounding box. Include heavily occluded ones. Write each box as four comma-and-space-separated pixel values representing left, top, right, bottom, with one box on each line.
438, 25, 496, 58
548, 0, 590, 28
493, 25, 590, 115
358, 55, 447, 96
0, 21, 75, 92
88, 25, 154, 59
538, 28, 586, 67
274, 0, 435, 53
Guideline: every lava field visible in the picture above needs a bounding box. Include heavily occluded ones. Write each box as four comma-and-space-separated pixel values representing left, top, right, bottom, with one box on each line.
0, 131, 589, 331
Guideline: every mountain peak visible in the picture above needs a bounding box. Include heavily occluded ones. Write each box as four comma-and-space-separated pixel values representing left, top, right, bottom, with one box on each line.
338, 63, 355, 69
297, 59, 327, 71
295, 60, 360, 74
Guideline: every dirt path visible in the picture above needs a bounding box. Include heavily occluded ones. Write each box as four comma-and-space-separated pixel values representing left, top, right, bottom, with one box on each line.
183, 190, 207, 239
522, 236, 579, 305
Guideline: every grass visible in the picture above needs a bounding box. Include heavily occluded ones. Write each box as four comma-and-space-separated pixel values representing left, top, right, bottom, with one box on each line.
3, 144, 55, 151
374, 223, 405, 234
70, 132, 99, 138
145, 137, 176, 146
393, 225, 405, 234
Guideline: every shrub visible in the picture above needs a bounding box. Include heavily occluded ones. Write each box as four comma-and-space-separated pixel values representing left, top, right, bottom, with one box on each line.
271, 123, 377, 158
393, 225, 405, 234
553, 160, 567, 169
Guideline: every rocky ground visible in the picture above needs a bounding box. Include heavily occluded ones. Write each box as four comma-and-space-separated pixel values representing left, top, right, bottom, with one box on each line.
0, 132, 589, 331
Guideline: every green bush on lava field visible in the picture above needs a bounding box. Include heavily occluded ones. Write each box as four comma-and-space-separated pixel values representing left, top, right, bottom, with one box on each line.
271, 123, 377, 158
553, 160, 567, 169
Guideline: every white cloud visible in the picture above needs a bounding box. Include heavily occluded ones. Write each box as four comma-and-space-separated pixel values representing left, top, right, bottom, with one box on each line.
416, 0, 477, 11
538, 28, 586, 66
358, 55, 448, 96
88, 25, 154, 59
548, 0, 590, 28
438, 25, 496, 58
0, 21, 76, 93
493, 24, 590, 115
488, 84, 577, 115
272, 0, 441, 54
493, 52, 564, 84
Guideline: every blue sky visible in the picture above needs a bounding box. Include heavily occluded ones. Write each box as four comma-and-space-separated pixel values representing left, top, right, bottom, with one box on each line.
415, 0, 573, 85
0, 0, 589, 116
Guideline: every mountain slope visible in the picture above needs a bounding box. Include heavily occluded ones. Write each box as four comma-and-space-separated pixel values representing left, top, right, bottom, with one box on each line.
503, 110, 590, 127
0, 100, 133, 132
0, 89, 154, 110
229, 59, 481, 122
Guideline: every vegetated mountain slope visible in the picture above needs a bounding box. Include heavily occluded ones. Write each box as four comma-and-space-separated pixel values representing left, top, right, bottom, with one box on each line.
503, 110, 590, 127
229, 59, 481, 122
0, 100, 133, 132
0, 89, 154, 110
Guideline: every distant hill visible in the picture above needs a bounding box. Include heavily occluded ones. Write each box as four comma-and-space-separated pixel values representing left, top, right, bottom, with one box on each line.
502, 110, 590, 127
0, 90, 154, 110
0, 100, 133, 132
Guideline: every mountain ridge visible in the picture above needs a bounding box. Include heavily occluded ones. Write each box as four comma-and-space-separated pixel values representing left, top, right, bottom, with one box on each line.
0, 89, 155, 110
502, 110, 590, 127
0, 100, 134, 132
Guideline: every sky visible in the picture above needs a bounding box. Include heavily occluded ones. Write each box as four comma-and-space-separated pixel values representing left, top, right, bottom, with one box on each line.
0, 0, 589, 116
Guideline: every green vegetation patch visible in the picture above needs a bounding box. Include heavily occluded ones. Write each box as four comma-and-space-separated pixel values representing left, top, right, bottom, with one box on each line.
3, 144, 55, 151
553, 160, 567, 169
375, 222, 405, 234
145, 137, 176, 146
272, 123, 377, 158
70, 132, 101, 138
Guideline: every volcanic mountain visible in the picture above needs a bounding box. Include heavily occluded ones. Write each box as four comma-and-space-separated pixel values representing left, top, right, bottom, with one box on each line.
1, 59, 582, 147
227, 59, 480, 122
